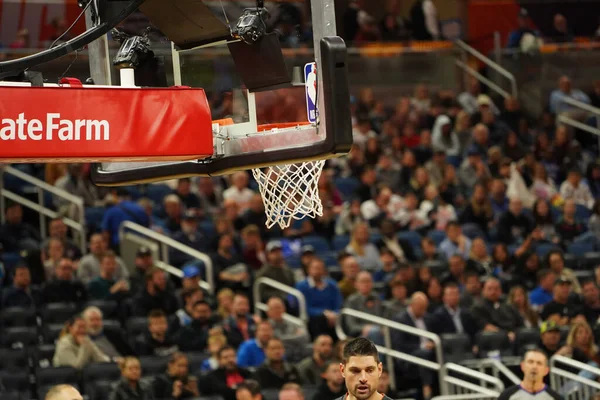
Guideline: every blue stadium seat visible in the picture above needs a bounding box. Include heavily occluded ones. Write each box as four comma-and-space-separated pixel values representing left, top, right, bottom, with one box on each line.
2, 252, 23, 272
568, 242, 595, 255
301, 235, 331, 252
199, 221, 216, 237
551, 206, 562, 220
322, 251, 338, 267
334, 177, 360, 199
397, 231, 422, 249
332, 235, 350, 251
146, 184, 173, 204
427, 230, 446, 246
564, 253, 580, 269
576, 204, 591, 220
123, 185, 142, 200
0, 349, 30, 372
446, 155, 462, 168
535, 243, 560, 258
0, 307, 37, 328
286, 256, 302, 269
369, 232, 382, 244
85, 207, 106, 232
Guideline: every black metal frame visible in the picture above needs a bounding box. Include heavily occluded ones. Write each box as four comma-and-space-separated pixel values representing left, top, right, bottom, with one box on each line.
90, 36, 352, 185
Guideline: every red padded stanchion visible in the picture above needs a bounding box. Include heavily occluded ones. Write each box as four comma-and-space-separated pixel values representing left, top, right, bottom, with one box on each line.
0, 84, 213, 162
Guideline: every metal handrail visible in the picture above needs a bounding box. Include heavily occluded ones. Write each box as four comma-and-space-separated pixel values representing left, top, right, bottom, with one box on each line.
462, 358, 521, 385
335, 308, 445, 393
442, 363, 505, 394
557, 96, 600, 140
0, 165, 86, 254
118, 220, 215, 293
560, 96, 600, 116
455, 59, 511, 99
550, 355, 600, 398
455, 39, 518, 98
253, 277, 308, 322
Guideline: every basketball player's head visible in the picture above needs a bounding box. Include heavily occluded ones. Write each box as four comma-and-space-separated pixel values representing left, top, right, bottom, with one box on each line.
521, 349, 549, 384
45, 384, 83, 400
340, 338, 383, 400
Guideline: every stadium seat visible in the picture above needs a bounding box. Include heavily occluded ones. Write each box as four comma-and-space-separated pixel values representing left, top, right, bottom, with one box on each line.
262, 388, 280, 400
40, 303, 78, 325
568, 241, 595, 255
36, 366, 79, 387
83, 363, 121, 387
440, 333, 473, 363
186, 352, 209, 374
139, 356, 168, 377
285, 256, 302, 269
322, 251, 338, 267
1, 326, 39, 349
563, 253, 579, 269
43, 324, 65, 345
85, 300, 119, 320
475, 331, 513, 358
127, 317, 149, 339
424, 260, 447, 277
332, 235, 350, 251
0, 392, 21, 400
303, 385, 319, 400
87, 380, 115, 400
0, 307, 37, 328
0, 349, 30, 372
333, 177, 360, 199
397, 231, 421, 249
301, 235, 331, 252
0, 371, 30, 395
2, 252, 23, 272
581, 252, 600, 270
535, 243, 560, 258
102, 319, 122, 331
427, 230, 446, 246
576, 204, 591, 220
85, 207, 106, 232
369, 232, 382, 244
199, 221, 216, 238
515, 328, 541, 356
34, 344, 56, 368
146, 184, 173, 204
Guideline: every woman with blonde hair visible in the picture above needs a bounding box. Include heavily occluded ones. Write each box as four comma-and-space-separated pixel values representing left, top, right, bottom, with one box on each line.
53, 315, 109, 369
345, 222, 381, 269
216, 288, 234, 320
556, 322, 600, 364
453, 110, 472, 153
507, 286, 539, 328
109, 357, 154, 400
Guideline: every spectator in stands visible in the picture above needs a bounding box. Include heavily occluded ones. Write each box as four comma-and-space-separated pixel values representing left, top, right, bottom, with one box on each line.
556, 199, 586, 245
128, 247, 154, 295
373, 248, 399, 283
459, 272, 482, 308
548, 14, 574, 44
439, 222, 471, 260
131, 268, 178, 316
1, 264, 38, 308
497, 198, 534, 245
556, 322, 600, 365
441, 255, 467, 288
344, 271, 383, 337
178, 300, 215, 352
53, 315, 110, 369
254, 337, 303, 389
216, 288, 234, 320
202, 345, 252, 400
546, 250, 581, 293
458, 79, 499, 116
213, 232, 249, 292
222, 293, 257, 349
550, 76, 590, 115
459, 183, 494, 237
175, 287, 204, 328
383, 279, 407, 319
353, 167, 377, 203
201, 333, 227, 372
560, 169, 594, 209
297, 334, 334, 385
540, 277, 583, 326
266, 297, 310, 359
516, 252, 542, 291
507, 8, 540, 49
279, 384, 304, 400
237, 195, 268, 236
432, 115, 460, 157
197, 177, 224, 218
41, 257, 87, 305
581, 280, 600, 327
256, 241, 295, 302
223, 172, 255, 211
0, 202, 40, 252
102, 188, 149, 250
109, 356, 153, 400
153, 352, 200, 399
531, 165, 559, 203
240, 225, 267, 271
458, 148, 488, 197
135, 309, 179, 357
237, 320, 274, 368
507, 286, 539, 328
391, 292, 436, 399
410, 0, 440, 41
345, 223, 381, 269
42, 218, 81, 260
376, 220, 417, 263
490, 179, 509, 222
77, 233, 129, 284
529, 269, 557, 308
43, 238, 64, 280
420, 237, 441, 262
539, 320, 562, 359
162, 194, 183, 233
296, 258, 343, 339
83, 306, 134, 358
180, 264, 206, 293
170, 211, 207, 266
433, 283, 477, 339
174, 178, 201, 210
87, 251, 130, 300
471, 277, 523, 338
235, 380, 262, 400
466, 238, 493, 277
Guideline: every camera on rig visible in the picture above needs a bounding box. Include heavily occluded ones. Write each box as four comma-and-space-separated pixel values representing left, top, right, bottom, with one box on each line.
111, 27, 153, 69
231, 6, 270, 45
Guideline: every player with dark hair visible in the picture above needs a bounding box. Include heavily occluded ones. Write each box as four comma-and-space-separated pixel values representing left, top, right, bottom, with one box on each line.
336, 337, 393, 400
45, 384, 83, 400
497, 350, 562, 400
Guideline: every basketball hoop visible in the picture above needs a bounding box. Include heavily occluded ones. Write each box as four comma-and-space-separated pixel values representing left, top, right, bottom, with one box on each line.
252, 160, 326, 229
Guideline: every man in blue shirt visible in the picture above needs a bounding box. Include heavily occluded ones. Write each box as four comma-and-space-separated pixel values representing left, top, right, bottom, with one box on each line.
295, 258, 343, 339
237, 320, 274, 368
529, 269, 556, 308
102, 188, 149, 250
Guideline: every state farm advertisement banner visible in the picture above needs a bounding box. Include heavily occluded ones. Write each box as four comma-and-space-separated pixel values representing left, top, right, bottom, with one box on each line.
0, 85, 214, 162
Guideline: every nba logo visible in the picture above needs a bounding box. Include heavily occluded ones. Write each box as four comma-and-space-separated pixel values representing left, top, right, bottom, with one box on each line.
304, 62, 318, 123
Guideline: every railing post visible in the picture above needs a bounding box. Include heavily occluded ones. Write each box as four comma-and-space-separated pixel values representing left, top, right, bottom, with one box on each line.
382, 326, 396, 390
161, 242, 170, 266
37, 187, 47, 242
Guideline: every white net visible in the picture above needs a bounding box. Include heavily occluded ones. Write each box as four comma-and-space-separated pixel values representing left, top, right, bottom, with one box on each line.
252, 160, 326, 229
